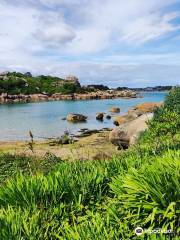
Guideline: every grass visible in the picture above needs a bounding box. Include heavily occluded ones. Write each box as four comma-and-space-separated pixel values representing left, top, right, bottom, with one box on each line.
0, 87, 179, 239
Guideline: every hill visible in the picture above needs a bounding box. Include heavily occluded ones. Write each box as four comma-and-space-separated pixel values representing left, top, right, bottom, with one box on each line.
0, 71, 82, 95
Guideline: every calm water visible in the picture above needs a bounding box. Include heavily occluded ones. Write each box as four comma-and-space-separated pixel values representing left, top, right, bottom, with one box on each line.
0, 92, 167, 141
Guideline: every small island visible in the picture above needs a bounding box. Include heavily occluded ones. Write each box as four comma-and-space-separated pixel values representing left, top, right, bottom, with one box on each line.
0, 71, 137, 103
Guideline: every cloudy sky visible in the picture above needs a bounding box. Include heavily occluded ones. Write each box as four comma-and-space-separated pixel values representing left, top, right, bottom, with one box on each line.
0, 0, 180, 87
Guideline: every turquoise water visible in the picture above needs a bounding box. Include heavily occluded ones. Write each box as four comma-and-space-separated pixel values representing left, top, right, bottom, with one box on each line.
0, 92, 167, 141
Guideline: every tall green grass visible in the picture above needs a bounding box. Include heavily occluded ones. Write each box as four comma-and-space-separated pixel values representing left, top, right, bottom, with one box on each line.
0, 87, 179, 239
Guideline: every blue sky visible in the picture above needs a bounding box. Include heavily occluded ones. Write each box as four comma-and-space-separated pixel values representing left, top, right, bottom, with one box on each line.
0, 0, 180, 87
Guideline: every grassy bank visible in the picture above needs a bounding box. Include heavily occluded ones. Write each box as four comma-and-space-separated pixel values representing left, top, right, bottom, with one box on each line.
0, 88, 179, 239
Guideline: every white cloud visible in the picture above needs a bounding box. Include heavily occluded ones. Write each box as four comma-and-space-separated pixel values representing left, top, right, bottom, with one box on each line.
0, 0, 180, 87
2, 0, 179, 54
65, 0, 180, 53
36, 24, 76, 46
120, 12, 180, 44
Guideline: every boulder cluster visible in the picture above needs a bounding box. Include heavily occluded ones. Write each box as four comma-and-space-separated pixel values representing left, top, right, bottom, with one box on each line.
65, 102, 162, 150
109, 102, 162, 149
0, 90, 137, 103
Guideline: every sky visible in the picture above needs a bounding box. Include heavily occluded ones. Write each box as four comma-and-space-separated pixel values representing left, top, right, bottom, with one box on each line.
0, 0, 180, 87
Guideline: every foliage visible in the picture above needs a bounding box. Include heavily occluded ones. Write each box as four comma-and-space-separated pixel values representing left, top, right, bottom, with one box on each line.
0, 87, 179, 239
0, 72, 82, 95
0, 154, 62, 184
86, 84, 109, 91
163, 86, 180, 113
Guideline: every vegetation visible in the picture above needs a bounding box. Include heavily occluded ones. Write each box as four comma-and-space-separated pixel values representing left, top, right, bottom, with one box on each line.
0, 87, 179, 239
0, 72, 82, 95
87, 84, 109, 91
116, 86, 173, 91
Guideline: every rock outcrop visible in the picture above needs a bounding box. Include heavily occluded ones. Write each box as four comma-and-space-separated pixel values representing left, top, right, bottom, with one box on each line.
113, 112, 141, 126
109, 113, 153, 149
130, 102, 162, 114
113, 116, 126, 126
65, 75, 81, 87
66, 113, 87, 122
0, 90, 138, 104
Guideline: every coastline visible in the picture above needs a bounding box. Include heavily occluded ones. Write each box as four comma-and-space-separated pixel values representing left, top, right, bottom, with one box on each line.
0, 101, 162, 159
0, 129, 118, 161
0, 90, 137, 103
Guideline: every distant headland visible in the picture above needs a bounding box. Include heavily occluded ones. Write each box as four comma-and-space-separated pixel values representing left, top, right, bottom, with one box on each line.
0, 71, 171, 103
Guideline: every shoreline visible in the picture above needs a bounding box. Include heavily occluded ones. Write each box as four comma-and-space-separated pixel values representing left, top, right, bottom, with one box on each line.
0, 101, 162, 159
0, 100, 163, 143
0, 90, 138, 104
0, 129, 117, 160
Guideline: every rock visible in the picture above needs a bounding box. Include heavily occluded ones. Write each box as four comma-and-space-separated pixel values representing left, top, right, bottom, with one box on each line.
128, 109, 143, 117
75, 129, 100, 138
25, 72, 32, 77
0, 71, 9, 76
66, 113, 87, 122
79, 128, 89, 132
109, 107, 120, 113
49, 133, 74, 145
133, 102, 162, 113
109, 113, 153, 149
96, 113, 104, 121
106, 115, 111, 120
65, 75, 81, 87
113, 116, 126, 126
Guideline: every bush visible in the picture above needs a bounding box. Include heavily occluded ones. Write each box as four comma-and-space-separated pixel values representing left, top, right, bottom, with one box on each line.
163, 86, 180, 113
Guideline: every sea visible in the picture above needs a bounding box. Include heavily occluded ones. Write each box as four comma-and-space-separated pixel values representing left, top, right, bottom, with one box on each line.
0, 92, 167, 141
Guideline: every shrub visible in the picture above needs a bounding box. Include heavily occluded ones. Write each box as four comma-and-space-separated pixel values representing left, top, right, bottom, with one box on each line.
110, 150, 180, 236
163, 86, 180, 113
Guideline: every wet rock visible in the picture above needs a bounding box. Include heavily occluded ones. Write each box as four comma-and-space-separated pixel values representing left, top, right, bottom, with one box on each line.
79, 128, 89, 132
75, 129, 104, 138
66, 113, 87, 122
106, 115, 111, 120
96, 113, 104, 121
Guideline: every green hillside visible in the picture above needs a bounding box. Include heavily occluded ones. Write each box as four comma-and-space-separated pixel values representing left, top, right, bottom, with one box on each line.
0, 72, 82, 95
0, 87, 179, 239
